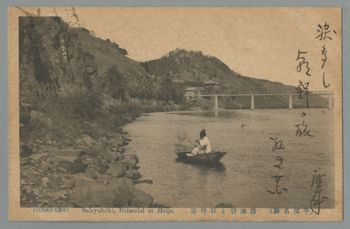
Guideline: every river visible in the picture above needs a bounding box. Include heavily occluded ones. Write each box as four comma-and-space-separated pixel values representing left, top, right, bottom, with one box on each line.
124, 109, 335, 208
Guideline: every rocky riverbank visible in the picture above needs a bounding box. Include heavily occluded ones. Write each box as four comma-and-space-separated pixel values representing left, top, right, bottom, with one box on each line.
18, 16, 182, 209
20, 132, 155, 208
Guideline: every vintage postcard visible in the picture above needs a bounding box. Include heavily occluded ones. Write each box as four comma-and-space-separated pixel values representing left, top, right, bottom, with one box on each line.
8, 7, 342, 221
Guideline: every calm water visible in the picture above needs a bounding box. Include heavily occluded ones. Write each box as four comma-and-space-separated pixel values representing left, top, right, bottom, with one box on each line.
124, 109, 335, 208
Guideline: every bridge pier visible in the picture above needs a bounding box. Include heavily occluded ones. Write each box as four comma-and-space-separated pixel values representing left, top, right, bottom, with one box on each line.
289, 94, 293, 110
251, 95, 255, 110
214, 95, 218, 110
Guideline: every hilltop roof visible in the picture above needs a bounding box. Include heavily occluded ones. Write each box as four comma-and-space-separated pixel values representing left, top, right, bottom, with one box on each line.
204, 80, 218, 85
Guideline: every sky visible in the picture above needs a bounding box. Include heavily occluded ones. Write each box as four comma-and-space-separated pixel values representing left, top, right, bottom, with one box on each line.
16, 7, 342, 91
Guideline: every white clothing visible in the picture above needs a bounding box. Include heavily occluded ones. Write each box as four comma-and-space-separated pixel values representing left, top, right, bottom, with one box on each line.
199, 136, 211, 153
190, 136, 211, 155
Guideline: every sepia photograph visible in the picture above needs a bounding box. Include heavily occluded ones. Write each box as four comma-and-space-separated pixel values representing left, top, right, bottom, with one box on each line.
8, 7, 342, 221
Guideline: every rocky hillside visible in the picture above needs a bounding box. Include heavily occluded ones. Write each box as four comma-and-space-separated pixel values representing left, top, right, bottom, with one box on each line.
19, 16, 174, 208
19, 17, 155, 101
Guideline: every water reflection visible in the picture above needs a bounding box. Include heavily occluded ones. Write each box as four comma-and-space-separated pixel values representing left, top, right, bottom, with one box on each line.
175, 159, 226, 172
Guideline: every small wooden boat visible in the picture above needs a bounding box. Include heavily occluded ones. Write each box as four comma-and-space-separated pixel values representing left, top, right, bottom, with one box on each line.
175, 151, 226, 164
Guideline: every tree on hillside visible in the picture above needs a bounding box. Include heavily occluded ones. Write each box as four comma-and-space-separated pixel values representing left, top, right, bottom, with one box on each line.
171, 84, 185, 104
105, 65, 127, 100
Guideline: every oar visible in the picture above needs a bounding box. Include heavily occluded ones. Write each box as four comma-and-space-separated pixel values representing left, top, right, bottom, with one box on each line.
176, 130, 215, 163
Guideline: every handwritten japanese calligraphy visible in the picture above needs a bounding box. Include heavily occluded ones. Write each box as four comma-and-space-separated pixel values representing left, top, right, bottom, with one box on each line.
296, 50, 311, 76
310, 170, 328, 215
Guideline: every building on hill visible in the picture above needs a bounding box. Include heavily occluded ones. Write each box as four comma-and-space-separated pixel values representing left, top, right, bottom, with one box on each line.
184, 87, 196, 100
204, 80, 218, 87
184, 87, 203, 101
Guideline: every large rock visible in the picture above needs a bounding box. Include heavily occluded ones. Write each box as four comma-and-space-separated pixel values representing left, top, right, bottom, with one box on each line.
70, 177, 134, 207
125, 169, 142, 181
46, 150, 84, 164
129, 188, 153, 207
97, 159, 109, 173
131, 170, 142, 180
58, 158, 88, 174
121, 133, 132, 141
29, 152, 49, 162
75, 135, 97, 148
37, 161, 53, 173
109, 138, 124, 148
69, 179, 119, 208
122, 135, 132, 143
118, 154, 139, 169
84, 165, 105, 181
60, 177, 75, 189
119, 148, 126, 154
119, 140, 130, 147
104, 149, 124, 162
124, 170, 133, 179
106, 161, 127, 177
107, 177, 134, 206
47, 156, 78, 164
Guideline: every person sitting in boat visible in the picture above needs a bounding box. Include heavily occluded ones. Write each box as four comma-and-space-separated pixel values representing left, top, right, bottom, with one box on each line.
187, 129, 211, 157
